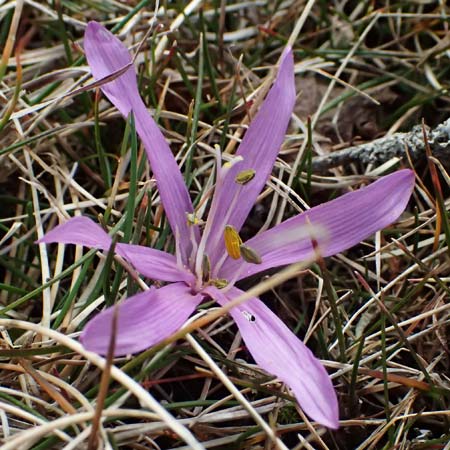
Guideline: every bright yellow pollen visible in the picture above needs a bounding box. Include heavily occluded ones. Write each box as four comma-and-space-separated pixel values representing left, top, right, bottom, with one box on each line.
224, 225, 242, 259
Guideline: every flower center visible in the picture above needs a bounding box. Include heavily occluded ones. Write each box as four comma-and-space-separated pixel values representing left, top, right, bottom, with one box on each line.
187, 151, 262, 288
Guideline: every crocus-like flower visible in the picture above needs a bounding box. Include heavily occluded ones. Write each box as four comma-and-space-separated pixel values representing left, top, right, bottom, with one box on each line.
39, 22, 415, 429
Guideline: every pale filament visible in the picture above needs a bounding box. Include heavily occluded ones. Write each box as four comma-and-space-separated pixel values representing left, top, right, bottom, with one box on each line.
194, 149, 243, 282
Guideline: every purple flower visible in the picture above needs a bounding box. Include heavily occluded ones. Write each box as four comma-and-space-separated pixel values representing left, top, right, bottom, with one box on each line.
38, 22, 415, 429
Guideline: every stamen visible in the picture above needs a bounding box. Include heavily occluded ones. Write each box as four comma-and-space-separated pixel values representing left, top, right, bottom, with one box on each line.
239, 244, 262, 264
224, 225, 242, 259
222, 155, 244, 172
235, 169, 256, 185
202, 254, 211, 281
187, 212, 201, 226
211, 278, 229, 289
188, 220, 199, 271
193, 146, 238, 281
213, 233, 261, 279
203, 161, 251, 260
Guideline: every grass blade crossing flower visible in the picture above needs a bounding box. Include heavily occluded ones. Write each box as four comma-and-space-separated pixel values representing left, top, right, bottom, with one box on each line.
82, 283, 203, 355
207, 285, 339, 429
38, 22, 415, 429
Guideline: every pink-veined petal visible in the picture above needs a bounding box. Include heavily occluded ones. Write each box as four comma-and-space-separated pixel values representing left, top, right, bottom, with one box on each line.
208, 286, 339, 429
205, 48, 295, 264
38, 216, 190, 283
37, 216, 112, 249
81, 282, 203, 355
84, 21, 196, 263
116, 243, 195, 284
220, 169, 415, 281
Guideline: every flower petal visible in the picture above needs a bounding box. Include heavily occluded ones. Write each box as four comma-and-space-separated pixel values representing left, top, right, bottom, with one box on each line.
208, 286, 339, 429
205, 48, 295, 263
81, 282, 203, 355
116, 243, 195, 284
133, 100, 198, 263
38, 216, 191, 283
37, 216, 112, 249
220, 169, 415, 280
84, 21, 197, 263
83, 21, 137, 116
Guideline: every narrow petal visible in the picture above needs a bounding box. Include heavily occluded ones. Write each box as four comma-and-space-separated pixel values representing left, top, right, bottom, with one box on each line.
38, 216, 191, 283
81, 283, 202, 355
83, 21, 137, 116
205, 49, 295, 263
208, 286, 339, 429
220, 169, 415, 280
133, 101, 198, 263
84, 21, 196, 262
116, 243, 195, 284
37, 216, 112, 249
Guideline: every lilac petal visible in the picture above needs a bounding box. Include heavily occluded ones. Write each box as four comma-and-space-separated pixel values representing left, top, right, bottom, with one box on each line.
81, 282, 202, 355
132, 101, 198, 263
83, 21, 137, 116
205, 48, 295, 263
37, 216, 112, 249
208, 286, 339, 429
220, 169, 415, 280
116, 243, 195, 284
84, 21, 196, 263
38, 216, 191, 283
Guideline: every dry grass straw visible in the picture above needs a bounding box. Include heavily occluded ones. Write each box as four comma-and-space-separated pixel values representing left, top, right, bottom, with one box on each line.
1, 0, 449, 449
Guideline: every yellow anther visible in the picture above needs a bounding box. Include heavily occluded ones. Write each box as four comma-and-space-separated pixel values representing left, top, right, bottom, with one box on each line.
187, 213, 204, 226
224, 225, 242, 259
223, 155, 244, 170
187, 213, 198, 225
211, 278, 229, 289
235, 169, 256, 185
239, 244, 262, 264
